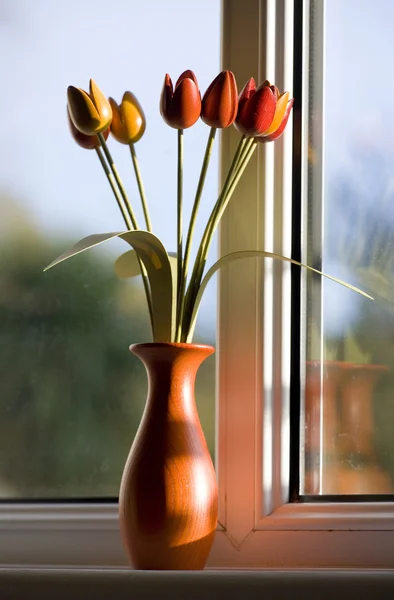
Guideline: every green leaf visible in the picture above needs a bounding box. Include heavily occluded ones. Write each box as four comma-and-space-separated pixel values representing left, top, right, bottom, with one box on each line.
115, 249, 178, 279
44, 231, 176, 343
185, 250, 374, 343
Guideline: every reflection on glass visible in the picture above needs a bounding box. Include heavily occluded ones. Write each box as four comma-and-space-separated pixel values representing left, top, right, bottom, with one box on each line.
0, 0, 219, 498
303, 0, 394, 494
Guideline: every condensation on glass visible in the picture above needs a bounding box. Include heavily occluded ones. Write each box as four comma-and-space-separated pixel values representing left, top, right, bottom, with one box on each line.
0, 0, 220, 498
302, 0, 394, 495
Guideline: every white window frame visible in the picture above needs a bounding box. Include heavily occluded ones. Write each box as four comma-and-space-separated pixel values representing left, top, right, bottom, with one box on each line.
2, 0, 394, 570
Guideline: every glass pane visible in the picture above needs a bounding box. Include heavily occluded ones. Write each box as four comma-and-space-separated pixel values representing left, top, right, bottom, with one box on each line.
0, 0, 220, 498
302, 0, 394, 495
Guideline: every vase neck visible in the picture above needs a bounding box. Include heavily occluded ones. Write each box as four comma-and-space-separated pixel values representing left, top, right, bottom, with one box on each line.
130, 343, 214, 416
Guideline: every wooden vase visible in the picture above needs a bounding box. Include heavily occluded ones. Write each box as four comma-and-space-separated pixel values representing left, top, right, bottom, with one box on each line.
119, 342, 218, 570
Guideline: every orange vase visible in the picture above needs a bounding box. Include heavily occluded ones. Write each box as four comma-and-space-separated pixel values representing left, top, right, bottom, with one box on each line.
119, 342, 218, 570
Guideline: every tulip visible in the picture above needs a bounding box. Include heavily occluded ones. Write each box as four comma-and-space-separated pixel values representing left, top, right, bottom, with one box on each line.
109, 92, 146, 144
201, 70, 238, 128
257, 94, 294, 142
67, 108, 109, 150
67, 79, 112, 136
160, 70, 201, 129
234, 78, 277, 136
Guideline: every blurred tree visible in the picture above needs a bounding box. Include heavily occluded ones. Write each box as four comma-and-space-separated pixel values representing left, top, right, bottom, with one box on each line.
0, 194, 215, 498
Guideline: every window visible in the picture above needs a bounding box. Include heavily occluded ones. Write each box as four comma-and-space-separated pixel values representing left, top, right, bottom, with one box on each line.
2, 0, 394, 571
302, 0, 394, 498
0, 0, 219, 499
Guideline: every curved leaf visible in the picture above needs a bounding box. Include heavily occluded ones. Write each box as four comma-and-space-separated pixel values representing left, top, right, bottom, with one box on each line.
115, 249, 178, 279
44, 231, 175, 343
186, 250, 374, 342
114, 249, 142, 279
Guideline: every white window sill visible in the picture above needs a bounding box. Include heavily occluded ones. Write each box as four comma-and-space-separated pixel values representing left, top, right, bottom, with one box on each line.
1, 568, 394, 599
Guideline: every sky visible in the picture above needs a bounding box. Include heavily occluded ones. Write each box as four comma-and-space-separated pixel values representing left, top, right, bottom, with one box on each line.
0, 0, 221, 332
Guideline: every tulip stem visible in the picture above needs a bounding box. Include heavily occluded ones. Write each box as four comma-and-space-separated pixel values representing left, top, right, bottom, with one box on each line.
129, 142, 152, 232
181, 135, 255, 340
98, 133, 139, 230
182, 135, 248, 337
176, 129, 184, 341
95, 147, 133, 230
95, 137, 154, 339
177, 126, 217, 340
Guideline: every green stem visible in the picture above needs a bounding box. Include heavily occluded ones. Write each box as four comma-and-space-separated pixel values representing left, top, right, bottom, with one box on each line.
181, 135, 249, 339
98, 132, 139, 230
182, 137, 257, 340
176, 129, 184, 341
177, 127, 217, 340
197, 138, 256, 278
95, 147, 132, 230
95, 138, 154, 339
129, 142, 152, 232
214, 140, 257, 223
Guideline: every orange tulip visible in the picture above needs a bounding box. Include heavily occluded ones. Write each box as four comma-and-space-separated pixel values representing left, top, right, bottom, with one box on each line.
234, 78, 277, 136
109, 92, 146, 144
257, 94, 294, 142
67, 79, 112, 136
67, 108, 109, 150
160, 70, 201, 129
201, 70, 238, 128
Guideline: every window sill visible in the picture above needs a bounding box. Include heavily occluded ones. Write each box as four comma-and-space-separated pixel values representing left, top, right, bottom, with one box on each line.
1, 568, 394, 599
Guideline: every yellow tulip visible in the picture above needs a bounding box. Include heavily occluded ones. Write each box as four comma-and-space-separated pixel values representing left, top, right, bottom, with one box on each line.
67, 79, 112, 136
109, 92, 146, 144
67, 108, 109, 150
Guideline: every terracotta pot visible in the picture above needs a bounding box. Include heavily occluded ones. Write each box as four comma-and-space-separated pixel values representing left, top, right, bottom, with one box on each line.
119, 342, 218, 570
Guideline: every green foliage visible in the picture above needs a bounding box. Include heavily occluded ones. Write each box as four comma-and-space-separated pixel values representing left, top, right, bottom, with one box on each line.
0, 237, 148, 497
0, 233, 215, 498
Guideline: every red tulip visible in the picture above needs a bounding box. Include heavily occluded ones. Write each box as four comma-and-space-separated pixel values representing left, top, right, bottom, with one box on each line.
201, 70, 238, 128
257, 94, 294, 142
160, 70, 201, 129
234, 78, 277, 136
67, 107, 109, 150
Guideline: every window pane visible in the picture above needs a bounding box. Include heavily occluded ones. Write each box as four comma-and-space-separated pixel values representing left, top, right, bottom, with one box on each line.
303, 0, 394, 495
0, 0, 220, 498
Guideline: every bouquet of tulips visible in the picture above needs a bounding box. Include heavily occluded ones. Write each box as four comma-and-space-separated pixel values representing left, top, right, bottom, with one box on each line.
45, 70, 370, 343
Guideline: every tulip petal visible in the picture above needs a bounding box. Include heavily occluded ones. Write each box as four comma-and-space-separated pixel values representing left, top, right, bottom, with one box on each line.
235, 77, 256, 127
238, 77, 256, 105
171, 77, 201, 129
176, 69, 199, 89
262, 91, 290, 136
160, 74, 174, 126
201, 70, 238, 128
109, 97, 129, 144
258, 98, 294, 142
235, 84, 276, 136
89, 79, 112, 131
121, 91, 146, 143
67, 86, 102, 135
67, 107, 101, 150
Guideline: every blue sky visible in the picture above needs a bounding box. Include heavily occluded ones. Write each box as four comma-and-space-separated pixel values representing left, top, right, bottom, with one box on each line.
0, 0, 221, 240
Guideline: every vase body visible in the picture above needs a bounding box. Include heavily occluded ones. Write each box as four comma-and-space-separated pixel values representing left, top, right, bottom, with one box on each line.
119, 342, 218, 570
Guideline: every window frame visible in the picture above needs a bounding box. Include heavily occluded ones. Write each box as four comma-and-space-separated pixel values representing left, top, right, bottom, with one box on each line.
2, 0, 394, 570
